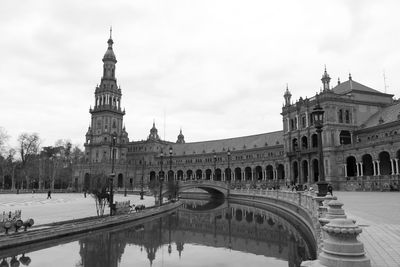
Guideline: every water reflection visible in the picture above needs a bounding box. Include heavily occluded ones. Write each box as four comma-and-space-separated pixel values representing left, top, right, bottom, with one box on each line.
2, 199, 315, 267
76, 199, 313, 266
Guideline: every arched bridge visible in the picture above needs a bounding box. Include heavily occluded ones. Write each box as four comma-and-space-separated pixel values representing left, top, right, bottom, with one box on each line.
162, 180, 229, 198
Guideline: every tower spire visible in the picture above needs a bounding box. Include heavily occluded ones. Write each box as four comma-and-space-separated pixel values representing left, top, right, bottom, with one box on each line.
321, 65, 331, 91
283, 84, 292, 107
109, 26, 112, 39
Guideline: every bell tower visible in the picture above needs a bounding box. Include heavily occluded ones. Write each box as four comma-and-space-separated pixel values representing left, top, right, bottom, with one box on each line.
84, 29, 129, 164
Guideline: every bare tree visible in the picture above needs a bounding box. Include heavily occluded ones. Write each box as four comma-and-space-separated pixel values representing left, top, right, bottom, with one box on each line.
18, 133, 40, 189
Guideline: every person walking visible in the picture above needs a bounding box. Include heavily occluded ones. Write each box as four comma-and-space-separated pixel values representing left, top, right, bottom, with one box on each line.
47, 190, 52, 199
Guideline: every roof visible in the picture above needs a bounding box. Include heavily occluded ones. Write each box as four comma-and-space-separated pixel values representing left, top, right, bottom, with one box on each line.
170, 131, 283, 156
361, 101, 400, 128
332, 79, 384, 95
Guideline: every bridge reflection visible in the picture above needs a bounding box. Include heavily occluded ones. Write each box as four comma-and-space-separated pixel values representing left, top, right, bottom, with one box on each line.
77, 199, 313, 267
0, 199, 314, 267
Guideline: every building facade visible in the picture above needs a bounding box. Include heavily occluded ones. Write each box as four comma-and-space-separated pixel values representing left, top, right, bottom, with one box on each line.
73, 37, 400, 191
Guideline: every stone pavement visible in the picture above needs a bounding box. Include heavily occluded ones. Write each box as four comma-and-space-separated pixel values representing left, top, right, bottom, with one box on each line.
334, 191, 400, 267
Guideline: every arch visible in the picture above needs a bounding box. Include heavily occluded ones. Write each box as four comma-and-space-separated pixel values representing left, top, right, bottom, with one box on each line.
117, 173, 123, 188
292, 161, 299, 184
195, 169, 202, 180
158, 171, 165, 179
312, 159, 319, 182
235, 209, 242, 221
177, 170, 184, 180
339, 130, 351, 145
302, 160, 308, 183
215, 168, 222, 181
292, 138, 299, 151
301, 136, 308, 149
255, 166, 263, 180
205, 169, 212, 180
266, 165, 274, 180
361, 154, 373, 176
311, 134, 318, 148
224, 168, 232, 182
187, 170, 193, 180
346, 156, 357, 177
168, 170, 174, 181
235, 167, 242, 181
277, 164, 285, 180
84, 173, 90, 189
150, 171, 156, 182
245, 167, 252, 181
245, 211, 253, 223
379, 151, 392, 175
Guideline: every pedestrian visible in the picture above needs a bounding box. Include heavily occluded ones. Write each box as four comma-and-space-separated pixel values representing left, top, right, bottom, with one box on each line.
83, 189, 87, 198
47, 190, 52, 199
327, 184, 333, 196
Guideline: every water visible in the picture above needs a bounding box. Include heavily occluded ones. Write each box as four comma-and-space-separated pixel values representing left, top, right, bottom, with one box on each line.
0, 199, 315, 267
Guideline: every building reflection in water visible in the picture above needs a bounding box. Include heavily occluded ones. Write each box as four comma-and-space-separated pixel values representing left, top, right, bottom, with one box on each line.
75, 198, 314, 267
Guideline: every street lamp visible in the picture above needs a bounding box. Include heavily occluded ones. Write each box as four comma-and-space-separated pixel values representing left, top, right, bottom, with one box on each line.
213, 152, 217, 181
169, 146, 173, 181
110, 132, 117, 215
227, 149, 231, 183
140, 157, 145, 200
311, 99, 328, 196
159, 150, 164, 206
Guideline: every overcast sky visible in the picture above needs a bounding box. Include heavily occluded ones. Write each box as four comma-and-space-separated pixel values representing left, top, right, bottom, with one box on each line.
1, 0, 399, 149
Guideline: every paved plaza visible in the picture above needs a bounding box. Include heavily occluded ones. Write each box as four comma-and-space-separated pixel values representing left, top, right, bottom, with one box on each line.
0, 192, 154, 225
335, 191, 400, 267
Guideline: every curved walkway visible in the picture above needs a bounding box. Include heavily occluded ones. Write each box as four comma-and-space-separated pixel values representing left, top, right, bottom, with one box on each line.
335, 191, 400, 267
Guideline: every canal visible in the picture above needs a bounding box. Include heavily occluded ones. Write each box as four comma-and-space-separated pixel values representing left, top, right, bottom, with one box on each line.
0, 198, 316, 267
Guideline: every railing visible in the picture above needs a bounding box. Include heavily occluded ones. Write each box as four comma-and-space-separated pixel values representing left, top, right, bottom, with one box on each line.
230, 188, 320, 218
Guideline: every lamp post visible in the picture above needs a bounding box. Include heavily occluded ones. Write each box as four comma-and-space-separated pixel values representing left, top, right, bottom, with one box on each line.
159, 150, 164, 206
227, 149, 231, 183
169, 146, 173, 181
312, 99, 328, 196
140, 157, 144, 200
110, 133, 117, 216
213, 152, 217, 181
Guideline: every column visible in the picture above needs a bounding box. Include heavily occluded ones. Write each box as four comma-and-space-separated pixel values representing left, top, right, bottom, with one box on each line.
390, 159, 395, 175
356, 163, 360, 177
287, 118, 290, 132
377, 161, 381, 175
344, 164, 347, 177
263, 170, 266, 180
242, 171, 245, 181
222, 173, 225, 181
360, 162, 364, 176
251, 170, 254, 181
395, 159, 399, 175
372, 161, 377, 176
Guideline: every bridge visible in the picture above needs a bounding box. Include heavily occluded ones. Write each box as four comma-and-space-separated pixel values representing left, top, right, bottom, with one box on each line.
162, 180, 229, 198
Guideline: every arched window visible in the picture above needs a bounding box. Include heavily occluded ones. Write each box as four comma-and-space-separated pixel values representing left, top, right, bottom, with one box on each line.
301, 136, 308, 149
338, 109, 343, 123
345, 110, 351, 123
292, 138, 299, 151
311, 134, 318, 148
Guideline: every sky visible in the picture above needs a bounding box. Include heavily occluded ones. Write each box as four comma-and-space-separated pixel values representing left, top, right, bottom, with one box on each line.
1, 0, 399, 149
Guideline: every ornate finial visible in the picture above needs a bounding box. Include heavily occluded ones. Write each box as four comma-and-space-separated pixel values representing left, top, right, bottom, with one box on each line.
110, 26, 112, 39
338, 77, 341, 85
349, 73, 352, 80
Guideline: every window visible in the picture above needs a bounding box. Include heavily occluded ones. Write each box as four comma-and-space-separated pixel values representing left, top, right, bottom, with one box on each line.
301, 116, 307, 128
345, 110, 350, 124
338, 109, 343, 123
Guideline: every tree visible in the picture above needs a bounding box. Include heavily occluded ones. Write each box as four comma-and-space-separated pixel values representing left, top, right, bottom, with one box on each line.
17, 133, 41, 189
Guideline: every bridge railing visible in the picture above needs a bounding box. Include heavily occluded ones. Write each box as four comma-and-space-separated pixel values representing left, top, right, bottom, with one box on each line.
230, 188, 321, 219
178, 180, 228, 188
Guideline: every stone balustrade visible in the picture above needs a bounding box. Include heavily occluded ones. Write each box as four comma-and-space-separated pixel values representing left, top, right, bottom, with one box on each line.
229, 188, 370, 267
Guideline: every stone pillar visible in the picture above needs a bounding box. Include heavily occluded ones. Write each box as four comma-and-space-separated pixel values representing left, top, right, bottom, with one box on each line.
343, 164, 347, 177
391, 159, 395, 175
318, 219, 370, 267
396, 158, 399, 175
359, 162, 363, 176
251, 170, 254, 181
356, 163, 360, 177
372, 161, 376, 176
377, 160, 381, 175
